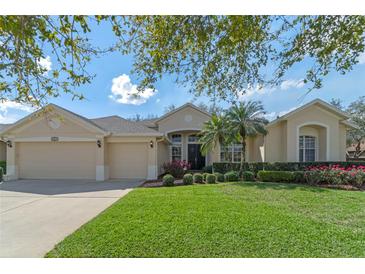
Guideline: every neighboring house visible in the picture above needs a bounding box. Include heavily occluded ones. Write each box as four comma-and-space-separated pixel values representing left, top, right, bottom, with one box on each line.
0, 99, 355, 181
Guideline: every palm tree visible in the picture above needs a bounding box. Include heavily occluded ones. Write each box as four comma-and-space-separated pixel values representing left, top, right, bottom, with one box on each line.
199, 114, 229, 156
226, 100, 268, 174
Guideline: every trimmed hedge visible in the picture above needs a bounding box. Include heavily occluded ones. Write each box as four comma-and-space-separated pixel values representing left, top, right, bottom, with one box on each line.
0, 167, 3, 182
241, 171, 255, 181
214, 172, 225, 182
162, 174, 175, 186
213, 161, 365, 174
0, 161, 6, 174
183, 174, 193, 185
202, 165, 213, 173
206, 174, 216, 184
224, 171, 239, 182
193, 173, 204, 184
203, 173, 210, 182
257, 171, 294, 183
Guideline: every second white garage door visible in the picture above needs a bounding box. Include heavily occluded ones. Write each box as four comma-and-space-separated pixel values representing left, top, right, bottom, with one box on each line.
108, 143, 148, 179
18, 142, 96, 179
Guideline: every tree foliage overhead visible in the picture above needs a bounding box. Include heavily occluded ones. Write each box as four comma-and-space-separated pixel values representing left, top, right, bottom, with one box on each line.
1, 15, 365, 107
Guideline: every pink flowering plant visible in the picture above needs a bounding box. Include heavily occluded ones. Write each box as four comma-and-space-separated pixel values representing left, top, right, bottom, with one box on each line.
304, 164, 365, 187
163, 160, 191, 178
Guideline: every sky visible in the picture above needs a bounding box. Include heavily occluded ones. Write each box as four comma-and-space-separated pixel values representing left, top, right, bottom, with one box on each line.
1, 20, 365, 124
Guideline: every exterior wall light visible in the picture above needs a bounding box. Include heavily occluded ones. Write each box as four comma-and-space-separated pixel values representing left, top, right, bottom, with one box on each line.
6, 140, 12, 148
150, 140, 154, 148
97, 140, 102, 148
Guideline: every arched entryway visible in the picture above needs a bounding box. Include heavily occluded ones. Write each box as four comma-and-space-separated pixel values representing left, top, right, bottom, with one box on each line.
297, 123, 329, 162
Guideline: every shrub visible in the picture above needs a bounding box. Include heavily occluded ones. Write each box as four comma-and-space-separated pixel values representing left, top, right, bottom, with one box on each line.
206, 174, 216, 184
224, 171, 239, 182
304, 165, 365, 187
163, 160, 191, 178
0, 167, 3, 182
214, 172, 225, 182
293, 171, 305, 184
202, 165, 213, 173
193, 173, 204, 184
203, 173, 210, 182
241, 171, 255, 181
183, 174, 193, 185
257, 171, 294, 182
213, 161, 365, 174
0, 161, 6, 174
162, 174, 175, 186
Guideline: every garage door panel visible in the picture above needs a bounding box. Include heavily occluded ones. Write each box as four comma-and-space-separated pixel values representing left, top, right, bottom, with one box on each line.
108, 143, 148, 179
18, 142, 96, 179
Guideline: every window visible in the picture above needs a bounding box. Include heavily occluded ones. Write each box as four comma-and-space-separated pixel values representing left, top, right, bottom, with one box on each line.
172, 145, 182, 161
188, 134, 199, 143
299, 136, 316, 162
171, 134, 182, 143
220, 144, 242, 163
171, 134, 182, 161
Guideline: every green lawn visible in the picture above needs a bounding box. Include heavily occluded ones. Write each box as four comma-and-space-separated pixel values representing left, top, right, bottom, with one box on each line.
46, 182, 365, 258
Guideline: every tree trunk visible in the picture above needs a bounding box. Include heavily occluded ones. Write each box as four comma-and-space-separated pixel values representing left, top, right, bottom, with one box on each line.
354, 140, 361, 158
240, 136, 246, 177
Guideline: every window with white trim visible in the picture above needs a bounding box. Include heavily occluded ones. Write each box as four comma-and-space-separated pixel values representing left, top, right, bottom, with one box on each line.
299, 135, 316, 162
188, 134, 199, 143
220, 144, 242, 163
171, 134, 182, 161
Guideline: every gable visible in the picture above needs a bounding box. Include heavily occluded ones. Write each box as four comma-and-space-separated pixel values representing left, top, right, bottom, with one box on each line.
285, 104, 342, 127
157, 105, 211, 133
2, 105, 106, 138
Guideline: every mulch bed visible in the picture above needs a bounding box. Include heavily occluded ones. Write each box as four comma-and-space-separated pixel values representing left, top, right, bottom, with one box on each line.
142, 179, 185, 188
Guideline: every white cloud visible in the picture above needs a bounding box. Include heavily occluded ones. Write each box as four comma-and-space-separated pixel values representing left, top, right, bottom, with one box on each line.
238, 84, 276, 100
264, 106, 300, 122
37, 56, 52, 74
0, 101, 34, 114
109, 74, 157, 105
358, 52, 365, 64
280, 79, 305, 90
0, 100, 35, 124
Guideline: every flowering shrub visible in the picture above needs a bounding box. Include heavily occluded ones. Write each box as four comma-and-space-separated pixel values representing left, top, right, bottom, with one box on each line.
304, 165, 365, 187
163, 160, 191, 178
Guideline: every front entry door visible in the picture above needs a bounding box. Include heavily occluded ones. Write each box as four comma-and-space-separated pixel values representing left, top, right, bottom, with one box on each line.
188, 144, 205, 170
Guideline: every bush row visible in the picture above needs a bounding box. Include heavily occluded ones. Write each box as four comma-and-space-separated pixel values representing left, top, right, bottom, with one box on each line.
162, 170, 256, 186
213, 161, 365, 174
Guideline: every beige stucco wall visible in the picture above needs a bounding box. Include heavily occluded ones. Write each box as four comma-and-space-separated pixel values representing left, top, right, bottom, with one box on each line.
265, 104, 347, 162
10, 115, 99, 138
157, 141, 169, 175
265, 121, 287, 162
157, 106, 211, 134
0, 141, 6, 161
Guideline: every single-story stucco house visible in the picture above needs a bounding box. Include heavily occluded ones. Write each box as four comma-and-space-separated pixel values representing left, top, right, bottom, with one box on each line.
0, 98, 356, 181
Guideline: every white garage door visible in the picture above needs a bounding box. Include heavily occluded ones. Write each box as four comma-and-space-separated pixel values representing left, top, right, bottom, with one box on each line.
108, 143, 148, 179
18, 142, 96, 179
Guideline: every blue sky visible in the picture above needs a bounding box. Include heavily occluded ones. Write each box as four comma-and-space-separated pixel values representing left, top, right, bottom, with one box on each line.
1, 21, 365, 123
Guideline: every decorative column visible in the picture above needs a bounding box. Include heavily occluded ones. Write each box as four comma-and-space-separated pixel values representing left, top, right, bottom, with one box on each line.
95, 137, 108, 181
147, 138, 158, 180
6, 139, 18, 180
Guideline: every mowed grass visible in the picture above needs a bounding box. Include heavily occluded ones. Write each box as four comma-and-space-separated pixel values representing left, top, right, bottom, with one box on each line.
46, 182, 365, 258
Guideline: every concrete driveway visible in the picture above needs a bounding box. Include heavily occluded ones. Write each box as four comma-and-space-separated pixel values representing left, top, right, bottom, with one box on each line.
0, 179, 143, 258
